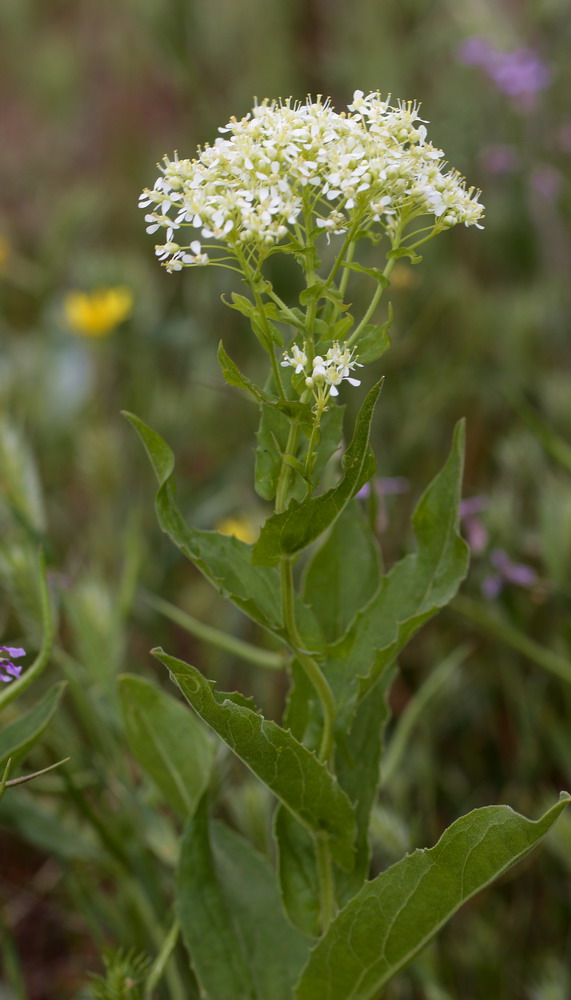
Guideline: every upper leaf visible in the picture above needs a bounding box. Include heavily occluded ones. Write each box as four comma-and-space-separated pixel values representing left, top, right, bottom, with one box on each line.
295, 795, 570, 1000
123, 412, 323, 653
324, 420, 469, 724
155, 649, 357, 870
252, 380, 382, 567
119, 674, 214, 818
303, 500, 381, 645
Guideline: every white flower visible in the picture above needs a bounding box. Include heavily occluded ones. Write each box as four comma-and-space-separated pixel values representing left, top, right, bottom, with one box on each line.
281, 344, 308, 374
141, 93, 484, 272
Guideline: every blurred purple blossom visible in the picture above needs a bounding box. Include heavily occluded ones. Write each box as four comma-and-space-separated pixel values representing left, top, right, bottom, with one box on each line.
457, 38, 551, 106
460, 495, 489, 555
482, 548, 537, 599
0, 646, 25, 684
531, 165, 562, 201
480, 143, 519, 175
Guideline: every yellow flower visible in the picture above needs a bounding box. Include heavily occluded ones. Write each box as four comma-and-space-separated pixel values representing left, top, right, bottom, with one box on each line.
64, 286, 133, 337
389, 263, 421, 292
0, 235, 11, 273
215, 515, 257, 544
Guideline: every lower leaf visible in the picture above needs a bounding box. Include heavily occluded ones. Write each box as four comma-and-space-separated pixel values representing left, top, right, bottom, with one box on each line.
178, 796, 309, 1000
294, 794, 570, 1000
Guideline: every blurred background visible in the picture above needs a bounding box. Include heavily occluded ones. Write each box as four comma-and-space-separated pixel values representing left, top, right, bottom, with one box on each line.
1, 0, 570, 997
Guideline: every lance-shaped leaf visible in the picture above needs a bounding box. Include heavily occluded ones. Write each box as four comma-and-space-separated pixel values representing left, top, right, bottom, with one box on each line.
334, 668, 395, 905
252, 380, 382, 567
303, 500, 381, 644
324, 420, 469, 724
155, 649, 356, 870
119, 674, 214, 818
123, 412, 323, 653
274, 805, 321, 939
178, 797, 309, 1000
295, 795, 570, 1000
0, 682, 66, 769
217, 340, 274, 406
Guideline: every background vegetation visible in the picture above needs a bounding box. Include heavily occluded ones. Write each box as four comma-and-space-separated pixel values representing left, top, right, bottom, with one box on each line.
1, 0, 570, 997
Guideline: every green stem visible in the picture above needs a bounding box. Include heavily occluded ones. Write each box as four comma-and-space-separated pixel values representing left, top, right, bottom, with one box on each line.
267, 289, 304, 328
275, 420, 302, 514
143, 592, 286, 671
145, 918, 181, 1000
337, 239, 356, 299
451, 594, 571, 686
235, 247, 286, 399
346, 255, 396, 349
251, 282, 287, 398
315, 835, 336, 931
279, 558, 335, 764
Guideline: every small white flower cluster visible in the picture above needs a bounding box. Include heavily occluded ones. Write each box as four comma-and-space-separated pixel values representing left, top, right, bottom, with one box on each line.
140, 92, 484, 272
281, 341, 362, 399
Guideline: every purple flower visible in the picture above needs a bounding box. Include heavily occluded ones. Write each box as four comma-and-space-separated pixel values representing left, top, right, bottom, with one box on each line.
457, 37, 551, 107
531, 165, 562, 201
482, 548, 537, 599
480, 144, 519, 176
0, 646, 25, 684
460, 496, 489, 555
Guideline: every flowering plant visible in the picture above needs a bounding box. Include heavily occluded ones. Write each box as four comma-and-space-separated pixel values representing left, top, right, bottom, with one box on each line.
126, 93, 568, 999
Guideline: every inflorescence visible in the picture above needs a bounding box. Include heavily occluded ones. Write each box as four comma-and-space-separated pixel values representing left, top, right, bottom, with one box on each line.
0, 646, 25, 684
140, 91, 485, 273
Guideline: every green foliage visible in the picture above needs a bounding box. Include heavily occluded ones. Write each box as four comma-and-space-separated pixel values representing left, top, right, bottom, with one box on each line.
154, 649, 357, 869
119, 674, 214, 818
87, 949, 150, 1000
178, 796, 308, 1000
0, 682, 66, 770
303, 499, 381, 644
295, 796, 570, 1000
252, 380, 382, 566
123, 412, 323, 653
324, 420, 469, 725
255, 399, 344, 503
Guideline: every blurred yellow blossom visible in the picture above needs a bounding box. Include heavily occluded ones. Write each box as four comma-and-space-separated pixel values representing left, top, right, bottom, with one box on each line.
64, 286, 133, 337
389, 263, 421, 292
215, 515, 258, 544
0, 235, 11, 273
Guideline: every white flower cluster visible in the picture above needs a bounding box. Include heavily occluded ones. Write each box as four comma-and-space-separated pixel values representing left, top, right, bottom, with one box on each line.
281, 341, 362, 398
140, 92, 484, 272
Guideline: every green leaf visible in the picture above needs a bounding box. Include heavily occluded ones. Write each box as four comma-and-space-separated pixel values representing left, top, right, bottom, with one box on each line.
252, 380, 382, 567
303, 500, 381, 644
255, 401, 344, 505
119, 674, 214, 818
294, 795, 570, 1000
274, 806, 320, 938
387, 246, 423, 264
341, 261, 390, 288
155, 649, 356, 870
355, 304, 393, 365
1, 791, 102, 861
255, 403, 306, 503
217, 341, 273, 405
299, 283, 347, 309
324, 420, 469, 723
0, 682, 66, 768
334, 669, 395, 905
178, 797, 309, 1000
123, 412, 323, 653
